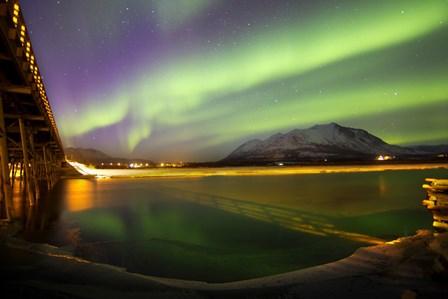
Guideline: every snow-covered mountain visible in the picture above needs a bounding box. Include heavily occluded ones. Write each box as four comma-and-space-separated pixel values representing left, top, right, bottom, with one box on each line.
222, 123, 420, 162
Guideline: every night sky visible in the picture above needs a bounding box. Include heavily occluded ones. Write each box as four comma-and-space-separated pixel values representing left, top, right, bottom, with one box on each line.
20, 0, 448, 162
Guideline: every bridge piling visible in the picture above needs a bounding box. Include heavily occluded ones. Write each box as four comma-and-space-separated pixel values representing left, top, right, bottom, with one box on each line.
0, 95, 13, 221
19, 116, 34, 206
28, 127, 40, 200
42, 144, 50, 190
47, 146, 57, 190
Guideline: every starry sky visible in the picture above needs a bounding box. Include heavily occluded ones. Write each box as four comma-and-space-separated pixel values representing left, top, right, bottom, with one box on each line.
20, 0, 448, 162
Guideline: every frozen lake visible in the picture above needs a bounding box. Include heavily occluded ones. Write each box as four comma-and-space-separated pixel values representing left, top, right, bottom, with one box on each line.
20, 167, 446, 282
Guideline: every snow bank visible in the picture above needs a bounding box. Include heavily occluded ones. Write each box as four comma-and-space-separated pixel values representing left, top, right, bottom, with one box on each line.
2, 229, 447, 298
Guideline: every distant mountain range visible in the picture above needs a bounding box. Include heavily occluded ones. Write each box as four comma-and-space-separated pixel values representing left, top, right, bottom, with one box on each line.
65, 147, 154, 166
65, 123, 447, 165
222, 123, 447, 163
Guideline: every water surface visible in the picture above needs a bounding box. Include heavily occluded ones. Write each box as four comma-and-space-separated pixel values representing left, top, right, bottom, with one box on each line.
20, 168, 445, 282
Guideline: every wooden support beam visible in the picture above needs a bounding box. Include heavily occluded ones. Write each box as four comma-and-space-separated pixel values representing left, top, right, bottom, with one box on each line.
49, 148, 55, 189
0, 3, 7, 17
0, 83, 32, 94
0, 52, 13, 61
3, 113, 44, 121
42, 144, 50, 190
19, 116, 35, 206
48, 148, 57, 189
8, 28, 17, 40
16, 47, 23, 58
28, 130, 40, 200
6, 126, 50, 133
0, 94, 14, 221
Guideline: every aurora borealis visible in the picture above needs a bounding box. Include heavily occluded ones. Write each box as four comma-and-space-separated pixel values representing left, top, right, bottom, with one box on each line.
21, 0, 448, 162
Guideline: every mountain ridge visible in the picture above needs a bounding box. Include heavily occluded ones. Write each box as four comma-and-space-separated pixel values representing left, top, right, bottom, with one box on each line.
64, 147, 154, 165
64, 124, 447, 164
222, 123, 446, 162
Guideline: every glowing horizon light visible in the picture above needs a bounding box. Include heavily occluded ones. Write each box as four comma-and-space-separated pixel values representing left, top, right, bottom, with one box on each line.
376, 155, 394, 161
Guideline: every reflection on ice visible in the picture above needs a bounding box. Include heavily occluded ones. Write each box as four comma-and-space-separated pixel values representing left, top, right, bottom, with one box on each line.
165, 188, 385, 244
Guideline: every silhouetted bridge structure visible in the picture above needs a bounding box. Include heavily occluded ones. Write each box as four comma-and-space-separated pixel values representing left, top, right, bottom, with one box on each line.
0, 0, 65, 221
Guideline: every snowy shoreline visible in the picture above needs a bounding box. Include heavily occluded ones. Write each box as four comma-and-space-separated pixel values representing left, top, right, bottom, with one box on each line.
1, 226, 447, 298
63, 162, 448, 179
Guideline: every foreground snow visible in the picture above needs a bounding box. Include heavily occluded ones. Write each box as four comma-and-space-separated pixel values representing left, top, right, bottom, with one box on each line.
1, 228, 447, 298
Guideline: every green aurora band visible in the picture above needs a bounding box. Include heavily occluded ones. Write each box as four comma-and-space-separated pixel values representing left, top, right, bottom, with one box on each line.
53, 0, 448, 160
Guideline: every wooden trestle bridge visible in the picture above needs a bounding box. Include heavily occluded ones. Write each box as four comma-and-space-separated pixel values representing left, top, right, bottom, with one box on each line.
0, 0, 65, 221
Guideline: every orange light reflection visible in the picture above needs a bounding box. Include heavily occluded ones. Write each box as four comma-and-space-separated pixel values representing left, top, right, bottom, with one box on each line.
64, 179, 96, 212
